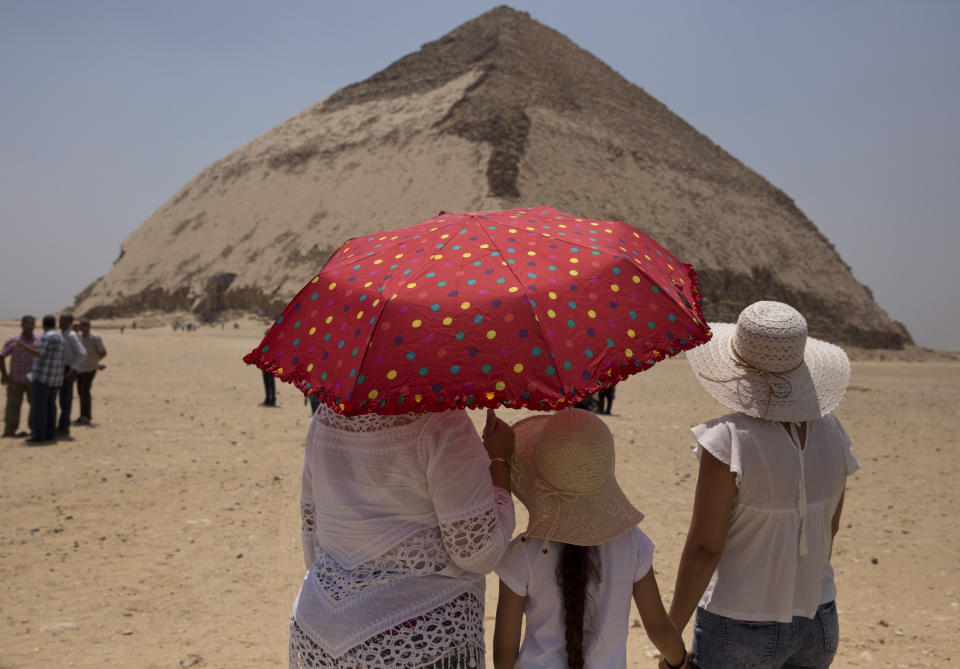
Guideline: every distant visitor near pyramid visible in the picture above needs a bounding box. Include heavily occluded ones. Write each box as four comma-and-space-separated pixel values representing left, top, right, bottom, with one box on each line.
73, 6, 910, 349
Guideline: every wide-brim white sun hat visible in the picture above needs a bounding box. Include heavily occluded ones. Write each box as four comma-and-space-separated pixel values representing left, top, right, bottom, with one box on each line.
510, 408, 643, 547
686, 301, 850, 422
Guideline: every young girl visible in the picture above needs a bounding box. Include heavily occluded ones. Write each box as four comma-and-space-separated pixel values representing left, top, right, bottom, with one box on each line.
493, 408, 688, 669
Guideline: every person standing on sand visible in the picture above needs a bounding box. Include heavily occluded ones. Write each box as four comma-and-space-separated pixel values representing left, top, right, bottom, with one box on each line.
1, 315, 38, 437
668, 301, 857, 668
493, 409, 689, 669
18, 315, 65, 444
74, 319, 107, 425
57, 314, 86, 436
289, 407, 515, 667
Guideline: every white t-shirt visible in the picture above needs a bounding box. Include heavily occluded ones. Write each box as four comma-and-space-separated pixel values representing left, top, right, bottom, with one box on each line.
693, 412, 859, 622
496, 526, 654, 669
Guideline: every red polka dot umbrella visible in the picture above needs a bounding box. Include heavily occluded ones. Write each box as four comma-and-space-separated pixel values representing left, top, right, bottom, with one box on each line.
243, 206, 711, 415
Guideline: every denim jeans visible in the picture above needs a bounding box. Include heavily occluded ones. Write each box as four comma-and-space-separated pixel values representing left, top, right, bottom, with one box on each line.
692, 602, 839, 668
31, 381, 59, 441
58, 368, 77, 432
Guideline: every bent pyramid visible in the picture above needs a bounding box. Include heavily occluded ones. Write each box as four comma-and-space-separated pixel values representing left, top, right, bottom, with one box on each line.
75, 6, 910, 349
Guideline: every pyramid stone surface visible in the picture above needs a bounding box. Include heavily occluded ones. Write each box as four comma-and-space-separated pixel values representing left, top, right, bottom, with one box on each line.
75, 6, 910, 349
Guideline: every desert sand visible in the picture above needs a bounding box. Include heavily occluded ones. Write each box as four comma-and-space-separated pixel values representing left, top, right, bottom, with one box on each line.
0, 319, 957, 668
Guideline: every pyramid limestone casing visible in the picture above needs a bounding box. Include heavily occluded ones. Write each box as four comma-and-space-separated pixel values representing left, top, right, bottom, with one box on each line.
75, 7, 909, 349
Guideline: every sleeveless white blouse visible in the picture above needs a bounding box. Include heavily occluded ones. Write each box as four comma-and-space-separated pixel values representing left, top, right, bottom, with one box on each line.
692, 412, 859, 622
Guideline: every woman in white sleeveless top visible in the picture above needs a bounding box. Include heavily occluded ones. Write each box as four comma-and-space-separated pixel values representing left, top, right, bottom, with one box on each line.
668, 302, 858, 669
289, 407, 515, 668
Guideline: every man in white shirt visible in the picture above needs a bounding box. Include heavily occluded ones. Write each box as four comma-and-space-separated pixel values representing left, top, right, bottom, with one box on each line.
57, 314, 86, 436
74, 319, 107, 424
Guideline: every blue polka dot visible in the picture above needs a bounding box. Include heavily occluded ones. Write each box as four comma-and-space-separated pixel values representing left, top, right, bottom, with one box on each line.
406, 351, 416, 361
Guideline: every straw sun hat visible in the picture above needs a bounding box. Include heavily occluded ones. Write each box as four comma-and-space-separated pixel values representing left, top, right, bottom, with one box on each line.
510, 408, 643, 548
686, 301, 850, 422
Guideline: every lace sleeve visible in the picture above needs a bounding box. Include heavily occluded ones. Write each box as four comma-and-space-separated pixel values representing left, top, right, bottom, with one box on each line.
438, 487, 515, 573
301, 458, 316, 569
300, 417, 319, 569
421, 411, 515, 574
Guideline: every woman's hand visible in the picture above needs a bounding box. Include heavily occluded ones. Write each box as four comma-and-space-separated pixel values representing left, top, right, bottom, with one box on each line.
482, 409, 514, 461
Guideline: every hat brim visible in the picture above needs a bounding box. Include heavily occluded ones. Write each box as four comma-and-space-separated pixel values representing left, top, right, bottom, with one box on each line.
510, 414, 644, 546
686, 322, 850, 422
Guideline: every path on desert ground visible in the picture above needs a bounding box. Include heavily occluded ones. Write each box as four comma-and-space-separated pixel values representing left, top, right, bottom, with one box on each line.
0, 322, 957, 668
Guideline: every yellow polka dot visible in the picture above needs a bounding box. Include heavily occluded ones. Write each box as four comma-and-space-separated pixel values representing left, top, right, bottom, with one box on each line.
587, 310, 597, 319
610, 284, 620, 292
364, 281, 373, 288
508, 286, 519, 293
627, 329, 636, 338
440, 234, 450, 239
430, 254, 443, 260
508, 228, 518, 233
394, 253, 404, 259
570, 257, 579, 264
374, 259, 383, 264
486, 330, 496, 339
325, 316, 333, 324
495, 381, 506, 391
372, 299, 380, 307
485, 391, 496, 400
460, 301, 471, 310
480, 243, 490, 249
356, 311, 364, 319
513, 363, 524, 373
442, 317, 453, 326
276, 367, 283, 374
644, 254, 652, 261
569, 269, 579, 277
311, 276, 319, 283
307, 363, 314, 372
548, 291, 558, 300
414, 394, 423, 403
527, 250, 536, 256
368, 390, 378, 400
604, 228, 613, 233
328, 282, 337, 290
625, 349, 634, 358
462, 252, 472, 258
406, 282, 416, 289
632, 275, 641, 283
387, 370, 397, 380
309, 327, 316, 335
667, 263, 674, 270
412, 319, 422, 328
547, 309, 556, 319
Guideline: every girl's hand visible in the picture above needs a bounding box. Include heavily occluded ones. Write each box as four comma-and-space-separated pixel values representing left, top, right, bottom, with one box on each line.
482, 409, 514, 461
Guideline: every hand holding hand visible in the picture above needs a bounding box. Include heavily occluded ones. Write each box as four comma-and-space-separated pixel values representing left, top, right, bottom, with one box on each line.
482, 408, 514, 461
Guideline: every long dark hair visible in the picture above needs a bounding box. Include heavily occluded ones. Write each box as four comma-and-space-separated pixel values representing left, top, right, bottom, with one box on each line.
556, 543, 598, 669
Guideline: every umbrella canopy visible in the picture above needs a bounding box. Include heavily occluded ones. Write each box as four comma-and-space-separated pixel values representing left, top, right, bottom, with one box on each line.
244, 206, 710, 415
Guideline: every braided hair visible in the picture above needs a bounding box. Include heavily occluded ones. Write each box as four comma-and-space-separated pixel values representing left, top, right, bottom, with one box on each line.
556, 543, 599, 669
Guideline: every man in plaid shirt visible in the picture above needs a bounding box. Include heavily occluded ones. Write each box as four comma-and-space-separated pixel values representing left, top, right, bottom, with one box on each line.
18, 315, 65, 444
1, 315, 38, 437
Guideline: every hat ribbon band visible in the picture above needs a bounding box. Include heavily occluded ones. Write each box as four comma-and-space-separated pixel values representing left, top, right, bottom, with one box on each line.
531, 479, 590, 553
698, 342, 804, 421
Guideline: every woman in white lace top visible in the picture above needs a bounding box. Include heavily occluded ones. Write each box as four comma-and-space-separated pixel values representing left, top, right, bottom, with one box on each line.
289, 406, 516, 668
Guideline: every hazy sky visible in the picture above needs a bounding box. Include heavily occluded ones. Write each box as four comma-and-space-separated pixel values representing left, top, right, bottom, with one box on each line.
2, 1, 958, 349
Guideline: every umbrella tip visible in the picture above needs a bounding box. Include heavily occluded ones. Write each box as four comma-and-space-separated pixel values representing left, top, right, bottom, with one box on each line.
437, 210, 446, 216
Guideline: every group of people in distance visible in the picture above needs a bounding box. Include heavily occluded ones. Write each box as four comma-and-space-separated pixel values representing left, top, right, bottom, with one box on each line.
287, 301, 856, 668
1, 313, 107, 444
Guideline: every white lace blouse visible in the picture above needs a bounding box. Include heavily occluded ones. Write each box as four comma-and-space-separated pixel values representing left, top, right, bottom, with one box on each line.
290, 405, 515, 666
692, 412, 859, 623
